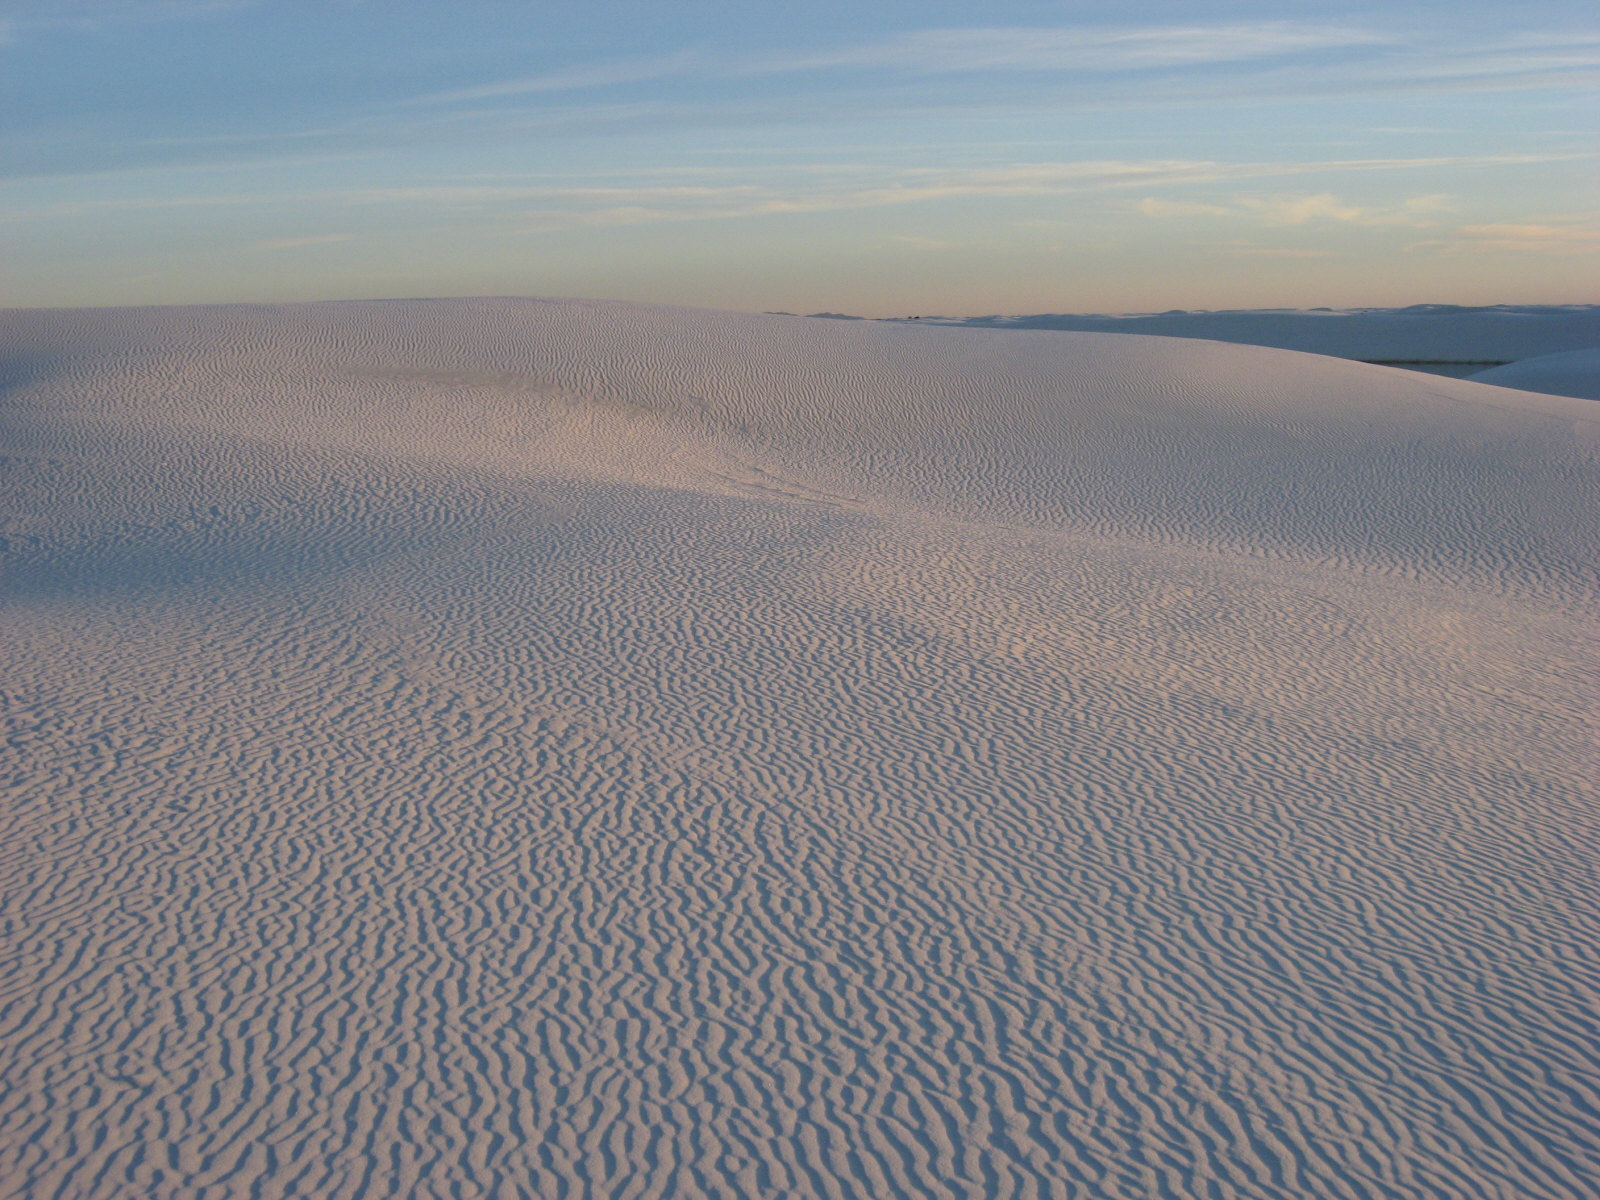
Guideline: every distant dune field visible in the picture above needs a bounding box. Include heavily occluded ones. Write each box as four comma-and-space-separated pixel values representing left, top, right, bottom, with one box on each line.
2, 299, 1597, 1199
902, 302, 1600, 367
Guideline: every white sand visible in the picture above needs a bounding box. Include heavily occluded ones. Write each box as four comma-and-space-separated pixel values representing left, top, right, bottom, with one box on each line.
2, 298, 1597, 1199
1470, 348, 1600, 400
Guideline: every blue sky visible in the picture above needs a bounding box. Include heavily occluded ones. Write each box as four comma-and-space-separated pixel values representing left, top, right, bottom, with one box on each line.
1, 0, 1595, 314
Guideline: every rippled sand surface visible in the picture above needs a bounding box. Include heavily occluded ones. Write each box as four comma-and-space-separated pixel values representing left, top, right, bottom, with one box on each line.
2, 299, 1596, 1199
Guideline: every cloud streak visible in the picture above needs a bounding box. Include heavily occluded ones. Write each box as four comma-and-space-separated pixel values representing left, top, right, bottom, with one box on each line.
408, 53, 706, 106
1415, 222, 1600, 254
0, 0, 252, 40
4, 153, 1579, 230
250, 233, 353, 251
404, 21, 1599, 114
1140, 192, 1454, 228
495, 155, 1577, 233
409, 21, 1387, 105
753, 23, 1388, 75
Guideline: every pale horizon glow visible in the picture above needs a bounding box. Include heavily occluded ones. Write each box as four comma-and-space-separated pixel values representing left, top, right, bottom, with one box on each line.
0, 0, 1596, 315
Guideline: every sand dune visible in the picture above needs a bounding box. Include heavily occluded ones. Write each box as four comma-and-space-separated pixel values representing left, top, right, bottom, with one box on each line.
905, 303, 1600, 364
1471, 348, 1600, 401
2, 299, 1597, 1199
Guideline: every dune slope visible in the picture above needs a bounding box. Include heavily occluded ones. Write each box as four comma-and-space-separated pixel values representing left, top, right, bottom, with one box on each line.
2, 299, 1597, 1199
1471, 347, 1600, 401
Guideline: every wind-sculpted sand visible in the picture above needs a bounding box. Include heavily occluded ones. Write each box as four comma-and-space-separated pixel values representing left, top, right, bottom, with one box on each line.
1, 299, 1597, 1199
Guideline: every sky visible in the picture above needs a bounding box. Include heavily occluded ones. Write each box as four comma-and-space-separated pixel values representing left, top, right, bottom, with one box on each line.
1, 0, 1596, 315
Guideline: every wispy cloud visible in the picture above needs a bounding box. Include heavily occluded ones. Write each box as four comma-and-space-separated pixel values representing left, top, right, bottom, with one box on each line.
0, 0, 250, 17
1254, 32, 1600, 103
2, 154, 1582, 236
250, 233, 353, 251
502, 154, 1571, 233
0, 191, 278, 221
1136, 198, 1235, 218
0, 0, 252, 39
888, 234, 959, 251
409, 21, 1385, 105
1225, 246, 1341, 259
1414, 222, 1600, 254
1139, 191, 1454, 227
408, 52, 705, 106
1377, 31, 1600, 85
403, 21, 1600, 116
1244, 192, 1453, 227
754, 23, 1387, 75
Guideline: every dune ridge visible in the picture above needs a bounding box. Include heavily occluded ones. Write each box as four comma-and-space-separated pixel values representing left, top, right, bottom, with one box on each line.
2, 298, 1597, 1199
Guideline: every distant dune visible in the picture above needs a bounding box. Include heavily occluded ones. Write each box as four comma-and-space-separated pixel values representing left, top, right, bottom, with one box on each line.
1470, 347, 1600, 400
2, 299, 1597, 1199
899, 302, 1600, 365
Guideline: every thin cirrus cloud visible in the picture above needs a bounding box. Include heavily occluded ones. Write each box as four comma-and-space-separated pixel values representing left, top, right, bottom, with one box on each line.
1, 152, 1580, 229
759, 25, 1600, 95
751, 23, 1388, 74
1140, 193, 1455, 228
1239, 192, 1452, 227
1225, 246, 1342, 259
1386, 31, 1600, 80
1417, 222, 1600, 253
409, 53, 708, 106
1281, 31, 1600, 99
503, 154, 1569, 234
0, 0, 251, 35
1135, 199, 1237, 219
250, 233, 354, 252
410, 22, 1386, 106
396, 22, 1600, 126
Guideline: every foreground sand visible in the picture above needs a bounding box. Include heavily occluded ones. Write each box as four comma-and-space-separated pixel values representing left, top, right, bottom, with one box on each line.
2, 299, 1597, 1199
